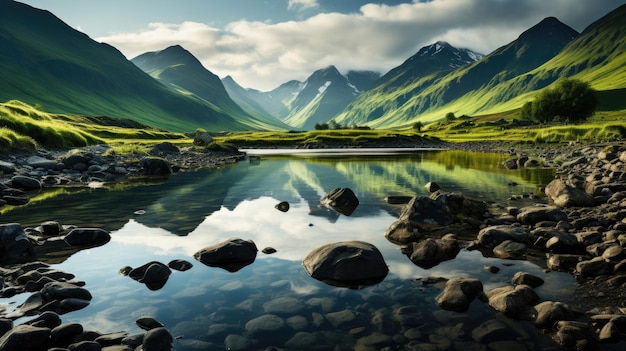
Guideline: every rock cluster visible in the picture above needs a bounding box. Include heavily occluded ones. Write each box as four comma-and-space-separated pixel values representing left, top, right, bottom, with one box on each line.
0, 143, 245, 207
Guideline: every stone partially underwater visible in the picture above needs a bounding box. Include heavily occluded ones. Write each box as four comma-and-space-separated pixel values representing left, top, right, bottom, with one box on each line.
302, 241, 389, 289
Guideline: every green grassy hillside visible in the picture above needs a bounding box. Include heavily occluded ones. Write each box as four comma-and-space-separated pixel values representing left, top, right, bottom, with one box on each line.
0, 1, 256, 132
336, 6, 626, 129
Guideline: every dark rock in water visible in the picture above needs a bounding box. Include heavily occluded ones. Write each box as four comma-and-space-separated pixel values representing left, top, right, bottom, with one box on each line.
141, 157, 172, 176
10, 175, 41, 190
384, 195, 413, 204
142, 327, 173, 351
493, 240, 528, 259
430, 190, 489, 220
194, 238, 258, 272
407, 234, 460, 268
302, 241, 388, 289
64, 228, 111, 247
384, 196, 453, 245
0, 223, 37, 264
511, 272, 544, 288
275, 201, 290, 212
128, 261, 172, 290
136, 317, 165, 331
436, 277, 484, 312
41, 281, 92, 302
320, 187, 359, 216
262, 247, 277, 254
167, 259, 193, 271
0, 324, 51, 350
37, 221, 62, 236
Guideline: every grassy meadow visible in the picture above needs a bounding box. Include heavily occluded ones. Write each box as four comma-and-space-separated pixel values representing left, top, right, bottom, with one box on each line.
1, 100, 624, 155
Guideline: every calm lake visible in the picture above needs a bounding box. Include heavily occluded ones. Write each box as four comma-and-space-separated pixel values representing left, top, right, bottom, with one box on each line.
1, 149, 583, 350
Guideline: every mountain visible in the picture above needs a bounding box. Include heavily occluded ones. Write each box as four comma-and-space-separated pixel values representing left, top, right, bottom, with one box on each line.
225, 67, 380, 130
131, 46, 289, 130
334, 41, 484, 127
485, 4, 626, 112
0, 1, 260, 132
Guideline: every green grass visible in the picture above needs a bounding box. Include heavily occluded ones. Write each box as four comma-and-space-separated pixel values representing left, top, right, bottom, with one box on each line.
0, 100, 189, 152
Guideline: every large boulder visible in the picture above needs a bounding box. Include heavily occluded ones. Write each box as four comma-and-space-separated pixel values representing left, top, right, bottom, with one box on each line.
320, 187, 359, 216
406, 234, 460, 268
430, 191, 490, 220
516, 205, 568, 225
303, 241, 388, 289
384, 196, 452, 244
485, 284, 539, 317
0, 223, 36, 264
194, 238, 258, 272
141, 157, 172, 177
436, 277, 484, 312
545, 178, 594, 207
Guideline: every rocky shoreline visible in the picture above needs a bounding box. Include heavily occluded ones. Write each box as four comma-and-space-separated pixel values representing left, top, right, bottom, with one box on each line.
0, 140, 624, 350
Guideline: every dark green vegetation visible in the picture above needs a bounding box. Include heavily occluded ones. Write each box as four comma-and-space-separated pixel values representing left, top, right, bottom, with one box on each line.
521, 79, 598, 123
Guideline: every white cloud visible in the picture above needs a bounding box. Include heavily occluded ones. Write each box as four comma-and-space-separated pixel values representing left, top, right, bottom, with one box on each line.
96, 0, 623, 91
288, 0, 320, 11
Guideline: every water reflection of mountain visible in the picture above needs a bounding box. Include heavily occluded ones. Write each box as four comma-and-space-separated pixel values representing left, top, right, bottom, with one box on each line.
0, 151, 554, 237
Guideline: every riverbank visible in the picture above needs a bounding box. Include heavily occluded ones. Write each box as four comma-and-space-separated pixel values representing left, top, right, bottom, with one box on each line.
0, 139, 624, 350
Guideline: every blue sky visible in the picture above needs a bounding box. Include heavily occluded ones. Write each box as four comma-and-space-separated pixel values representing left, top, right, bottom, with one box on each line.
18, 0, 626, 91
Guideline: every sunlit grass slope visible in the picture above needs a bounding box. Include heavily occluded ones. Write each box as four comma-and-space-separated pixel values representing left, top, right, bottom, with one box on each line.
0, 1, 255, 133
0, 100, 186, 152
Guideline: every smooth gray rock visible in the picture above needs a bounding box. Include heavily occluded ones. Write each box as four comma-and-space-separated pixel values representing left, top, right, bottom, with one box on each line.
10, 175, 41, 190
511, 272, 544, 288
516, 205, 568, 225
320, 187, 359, 215
545, 179, 594, 207
303, 241, 388, 288
485, 284, 539, 317
476, 224, 530, 248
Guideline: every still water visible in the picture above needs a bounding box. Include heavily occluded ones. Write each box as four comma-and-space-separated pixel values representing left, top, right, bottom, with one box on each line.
2, 150, 577, 350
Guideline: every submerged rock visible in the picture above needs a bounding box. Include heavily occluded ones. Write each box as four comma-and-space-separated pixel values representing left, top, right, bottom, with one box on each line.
194, 238, 258, 272
303, 241, 388, 289
407, 234, 460, 268
320, 187, 359, 216
0, 223, 36, 264
436, 277, 484, 312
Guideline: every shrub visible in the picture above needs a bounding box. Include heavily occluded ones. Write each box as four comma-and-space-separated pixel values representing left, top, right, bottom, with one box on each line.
523, 78, 598, 123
